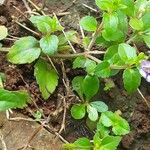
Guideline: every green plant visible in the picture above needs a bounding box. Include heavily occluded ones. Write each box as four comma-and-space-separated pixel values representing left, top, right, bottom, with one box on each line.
0, 0, 150, 149
71, 75, 108, 121
64, 111, 130, 150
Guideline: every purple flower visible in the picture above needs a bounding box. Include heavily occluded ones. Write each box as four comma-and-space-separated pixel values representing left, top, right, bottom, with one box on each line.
139, 60, 150, 82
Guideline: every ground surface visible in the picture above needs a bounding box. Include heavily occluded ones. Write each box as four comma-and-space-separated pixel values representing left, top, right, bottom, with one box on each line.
0, 0, 150, 150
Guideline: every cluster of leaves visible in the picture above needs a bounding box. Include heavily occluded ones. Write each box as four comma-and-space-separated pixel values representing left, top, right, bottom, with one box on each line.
6, 16, 78, 100
78, 0, 150, 94
64, 111, 130, 150
71, 75, 108, 122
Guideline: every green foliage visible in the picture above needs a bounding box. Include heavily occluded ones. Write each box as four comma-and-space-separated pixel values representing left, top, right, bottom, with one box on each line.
87, 105, 99, 121
0, 89, 30, 111
34, 59, 58, 100
7, 36, 41, 64
73, 56, 96, 75
30, 16, 63, 34
71, 104, 86, 119
83, 75, 99, 101
129, 18, 143, 30
72, 76, 84, 100
118, 43, 137, 63
95, 61, 111, 78
100, 111, 130, 135
123, 68, 141, 94
64, 110, 130, 150
40, 35, 59, 55
0, 25, 8, 40
90, 101, 108, 113
80, 16, 97, 32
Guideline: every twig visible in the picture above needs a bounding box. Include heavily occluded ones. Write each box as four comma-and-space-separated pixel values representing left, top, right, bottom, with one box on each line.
8, 117, 37, 122
87, 54, 101, 63
46, 55, 58, 74
82, 3, 98, 12
14, 19, 40, 37
53, 13, 77, 53
58, 96, 66, 134
22, 0, 32, 13
0, 131, 7, 150
137, 88, 150, 108
27, 0, 45, 15
13, 6, 29, 20
87, 22, 103, 51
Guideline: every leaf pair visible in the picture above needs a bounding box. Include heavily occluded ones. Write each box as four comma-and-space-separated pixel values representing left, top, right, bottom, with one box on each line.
71, 101, 108, 121
64, 111, 130, 150
100, 111, 130, 135
30, 16, 63, 34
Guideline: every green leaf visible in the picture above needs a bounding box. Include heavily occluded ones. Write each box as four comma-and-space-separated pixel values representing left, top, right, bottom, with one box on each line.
74, 137, 91, 150
7, 36, 41, 64
34, 59, 58, 100
118, 43, 137, 63
72, 76, 84, 100
143, 35, 150, 48
104, 45, 118, 62
83, 75, 99, 100
103, 13, 118, 32
100, 135, 122, 150
0, 25, 8, 40
129, 18, 143, 30
142, 11, 150, 30
93, 132, 102, 147
73, 56, 96, 75
95, 61, 111, 78
101, 111, 130, 135
122, 0, 135, 16
30, 16, 63, 33
87, 105, 98, 122
95, 0, 113, 11
96, 36, 111, 47
117, 10, 128, 34
100, 111, 114, 127
63, 137, 91, 150
71, 104, 86, 120
102, 29, 124, 42
80, 16, 97, 32
97, 122, 110, 138
123, 68, 141, 94
90, 101, 108, 112
40, 35, 59, 55
0, 89, 30, 111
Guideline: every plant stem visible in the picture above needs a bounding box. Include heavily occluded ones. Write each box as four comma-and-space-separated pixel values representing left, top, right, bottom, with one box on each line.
87, 22, 103, 51
126, 34, 137, 44
48, 51, 105, 58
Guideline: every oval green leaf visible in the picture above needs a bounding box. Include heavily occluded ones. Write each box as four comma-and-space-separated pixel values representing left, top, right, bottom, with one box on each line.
123, 68, 141, 94
7, 36, 41, 64
80, 16, 97, 32
83, 75, 99, 100
40, 35, 59, 55
34, 59, 59, 100
71, 104, 86, 119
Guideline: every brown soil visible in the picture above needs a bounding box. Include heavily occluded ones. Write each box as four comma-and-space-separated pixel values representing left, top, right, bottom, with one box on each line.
0, 0, 150, 150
